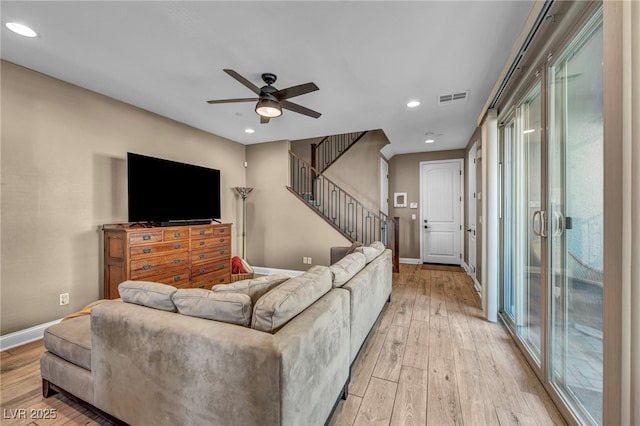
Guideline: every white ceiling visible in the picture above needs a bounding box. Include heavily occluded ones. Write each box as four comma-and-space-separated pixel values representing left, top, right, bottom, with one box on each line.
0, 1, 535, 157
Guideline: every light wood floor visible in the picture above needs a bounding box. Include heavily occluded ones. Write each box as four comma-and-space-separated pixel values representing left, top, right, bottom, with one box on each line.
1, 264, 565, 425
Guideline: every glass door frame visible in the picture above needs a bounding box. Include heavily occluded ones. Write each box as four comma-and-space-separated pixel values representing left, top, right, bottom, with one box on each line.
497, 4, 604, 425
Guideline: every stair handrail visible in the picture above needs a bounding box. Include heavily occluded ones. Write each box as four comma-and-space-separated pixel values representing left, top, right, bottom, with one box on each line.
289, 150, 384, 221
311, 131, 368, 173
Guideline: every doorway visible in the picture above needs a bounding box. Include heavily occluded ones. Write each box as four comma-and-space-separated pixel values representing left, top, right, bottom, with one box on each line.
467, 143, 478, 279
420, 159, 463, 265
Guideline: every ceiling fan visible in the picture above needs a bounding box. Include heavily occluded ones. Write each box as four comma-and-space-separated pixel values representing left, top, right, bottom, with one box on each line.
207, 69, 321, 124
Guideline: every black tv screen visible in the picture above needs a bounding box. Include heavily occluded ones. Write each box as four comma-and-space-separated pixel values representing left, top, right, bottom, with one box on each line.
127, 153, 221, 224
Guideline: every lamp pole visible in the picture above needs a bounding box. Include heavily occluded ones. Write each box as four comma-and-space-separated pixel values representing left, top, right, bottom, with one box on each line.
234, 187, 253, 259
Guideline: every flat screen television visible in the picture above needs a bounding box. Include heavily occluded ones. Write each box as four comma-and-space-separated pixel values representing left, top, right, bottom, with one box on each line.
127, 152, 221, 225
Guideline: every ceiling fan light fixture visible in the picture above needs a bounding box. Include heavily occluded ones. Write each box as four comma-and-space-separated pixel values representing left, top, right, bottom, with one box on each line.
255, 96, 282, 118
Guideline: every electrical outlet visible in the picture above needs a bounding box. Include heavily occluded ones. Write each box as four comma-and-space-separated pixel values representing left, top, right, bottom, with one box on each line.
59, 293, 69, 306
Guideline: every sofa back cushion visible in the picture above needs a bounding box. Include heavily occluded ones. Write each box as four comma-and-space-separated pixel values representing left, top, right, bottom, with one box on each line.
251, 265, 332, 333
172, 288, 252, 326
354, 241, 386, 263
119, 281, 177, 312
211, 273, 289, 305
329, 252, 366, 287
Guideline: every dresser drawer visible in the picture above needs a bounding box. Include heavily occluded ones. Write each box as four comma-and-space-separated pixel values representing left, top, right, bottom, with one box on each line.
191, 259, 229, 278
191, 236, 230, 250
191, 268, 230, 287
163, 229, 189, 241
141, 268, 190, 287
128, 231, 163, 245
130, 252, 189, 279
130, 241, 188, 259
191, 226, 214, 239
191, 247, 231, 264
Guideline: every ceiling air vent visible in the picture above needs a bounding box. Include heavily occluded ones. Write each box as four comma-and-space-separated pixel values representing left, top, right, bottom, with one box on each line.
438, 91, 469, 105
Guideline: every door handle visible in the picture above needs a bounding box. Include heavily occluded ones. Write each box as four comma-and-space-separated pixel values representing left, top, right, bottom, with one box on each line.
532, 210, 548, 238
466, 228, 472, 233
424, 225, 430, 229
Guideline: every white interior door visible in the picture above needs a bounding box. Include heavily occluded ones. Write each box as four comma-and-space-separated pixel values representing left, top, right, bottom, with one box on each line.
380, 158, 389, 215
421, 160, 463, 264
468, 144, 477, 277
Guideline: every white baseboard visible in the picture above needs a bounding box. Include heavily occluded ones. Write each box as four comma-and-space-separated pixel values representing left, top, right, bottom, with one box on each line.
399, 258, 421, 264
461, 261, 470, 273
252, 266, 304, 277
1, 318, 62, 352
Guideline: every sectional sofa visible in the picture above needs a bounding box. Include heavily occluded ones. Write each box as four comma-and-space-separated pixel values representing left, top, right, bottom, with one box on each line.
40, 243, 392, 426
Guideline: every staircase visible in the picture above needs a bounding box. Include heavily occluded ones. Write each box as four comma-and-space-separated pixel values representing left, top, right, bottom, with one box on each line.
311, 131, 368, 174
288, 149, 398, 253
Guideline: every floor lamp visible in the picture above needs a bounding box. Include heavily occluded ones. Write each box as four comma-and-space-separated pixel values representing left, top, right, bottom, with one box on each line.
234, 187, 253, 259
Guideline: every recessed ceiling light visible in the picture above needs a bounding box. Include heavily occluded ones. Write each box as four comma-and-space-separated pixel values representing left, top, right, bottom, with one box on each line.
425, 139, 435, 144
407, 100, 420, 108
5, 22, 37, 38
244, 128, 255, 134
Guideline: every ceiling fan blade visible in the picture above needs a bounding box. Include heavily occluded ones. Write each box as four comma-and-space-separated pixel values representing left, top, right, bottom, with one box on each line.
223, 69, 262, 95
281, 100, 322, 119
260, 116, 270, 124
274, 82, 319, 100
206, 98, 258, 104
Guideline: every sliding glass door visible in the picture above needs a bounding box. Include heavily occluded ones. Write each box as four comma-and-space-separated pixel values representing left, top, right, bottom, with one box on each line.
548, 12, 603, 425
499, 7, 603, 425
515, 82, 544, 363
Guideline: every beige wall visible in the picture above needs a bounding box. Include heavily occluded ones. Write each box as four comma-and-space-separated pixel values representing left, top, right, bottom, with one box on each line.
1, 61, 246, 334
388, 149, 466, 259
245, 140, 350, 270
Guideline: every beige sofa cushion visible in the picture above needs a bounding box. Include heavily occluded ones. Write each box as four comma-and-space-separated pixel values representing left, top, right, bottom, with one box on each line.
251, 265, 332, 333
172, 288, 252, 326
44, 315, 91, 370
119, 281, 178, 312
355, 241, 385, 263
329, 252, 366, 287
211, 273, 289, 305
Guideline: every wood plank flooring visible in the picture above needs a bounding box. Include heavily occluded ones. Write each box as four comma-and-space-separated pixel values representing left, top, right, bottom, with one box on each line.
0, 264, 565, 425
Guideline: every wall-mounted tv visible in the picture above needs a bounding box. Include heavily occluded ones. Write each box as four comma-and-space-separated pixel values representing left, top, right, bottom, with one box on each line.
127, 152, 221, 226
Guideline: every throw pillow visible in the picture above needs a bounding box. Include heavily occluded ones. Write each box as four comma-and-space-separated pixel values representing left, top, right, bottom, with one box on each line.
251, 266, 332, 333
329, 252, 366, 287
172, 288, 252, 326
118, 281, 177, 312
212, 273, 290, 305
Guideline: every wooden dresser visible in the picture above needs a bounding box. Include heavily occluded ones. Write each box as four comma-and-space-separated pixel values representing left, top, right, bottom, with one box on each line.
103, 223, 232, 299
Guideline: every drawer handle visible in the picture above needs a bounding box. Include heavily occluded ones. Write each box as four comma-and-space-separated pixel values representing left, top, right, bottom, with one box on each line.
219, 229, 226, 234
174, 276, 181, 282
199, 268, 206, 274
219, 250, 225, 255
219, 264, 225, 269
173, 259, 181, 264
143, 235, 151, 241
199, 230, 205, 235
219, 278, 225, 282
199, 241, 205, 246
143, 248, 151, 254
219, 238, 225, 243
174, 244, 181, 249
142, 264, 152, 270
174, 232, 181, 238
199, 254, 206, 259
199, 285, 205, 289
